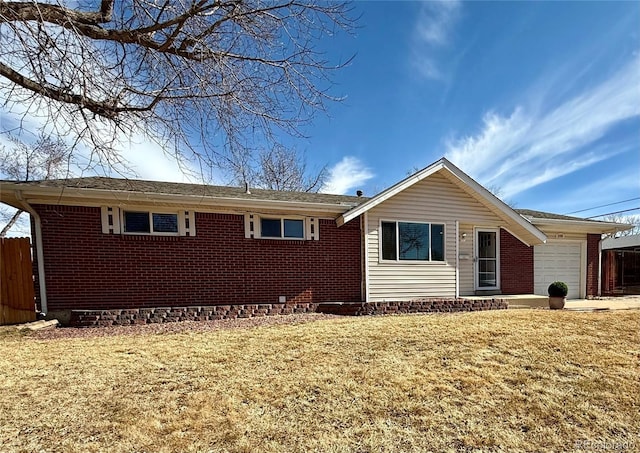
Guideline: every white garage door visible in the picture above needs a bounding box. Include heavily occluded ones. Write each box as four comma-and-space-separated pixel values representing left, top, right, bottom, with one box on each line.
534, 242, 582, 299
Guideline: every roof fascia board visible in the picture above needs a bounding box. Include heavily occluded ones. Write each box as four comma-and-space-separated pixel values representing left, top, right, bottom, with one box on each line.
337, 160, 445, 226
601, 234, 640, 250
439, 162, 547, 243
528, 217, 633, 234
1, 184, 354, 216
338, 157, 547, 243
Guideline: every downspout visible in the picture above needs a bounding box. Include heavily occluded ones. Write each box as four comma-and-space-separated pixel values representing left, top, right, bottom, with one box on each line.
14, 191, 48, 314
362, 212, 370, 302
455, 220, 459, 298
597, 237, 603, 297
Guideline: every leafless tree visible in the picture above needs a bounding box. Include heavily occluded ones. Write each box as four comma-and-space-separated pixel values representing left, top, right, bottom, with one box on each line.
601, 214, 640, 238
0, 134, 73, 236
230, 145, 326, 192
0, 0, 355, 173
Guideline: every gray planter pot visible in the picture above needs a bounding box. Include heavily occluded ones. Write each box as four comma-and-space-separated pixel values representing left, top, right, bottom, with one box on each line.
548, 296, 566, 310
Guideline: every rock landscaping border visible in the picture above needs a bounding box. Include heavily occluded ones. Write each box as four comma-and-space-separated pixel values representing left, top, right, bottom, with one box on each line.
69, 298, 507, 327
70, 303, 318, 327
317, 298, 508, 316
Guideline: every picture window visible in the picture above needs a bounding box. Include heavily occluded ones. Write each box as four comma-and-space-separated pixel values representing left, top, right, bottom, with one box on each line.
381, 221, 445, 262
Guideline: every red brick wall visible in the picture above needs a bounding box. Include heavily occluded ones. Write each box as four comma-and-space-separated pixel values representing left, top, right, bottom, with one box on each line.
586, 233, 601, 296
500, 229, 534, 294
33, 205, 362, 311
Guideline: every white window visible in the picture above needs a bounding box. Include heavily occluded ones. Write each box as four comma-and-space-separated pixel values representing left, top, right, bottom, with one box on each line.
100, 207, 196, 237
381, 221, 445, 262
123, 211, 179, 234
260, 218, 304, 239
244, 214, 319, 240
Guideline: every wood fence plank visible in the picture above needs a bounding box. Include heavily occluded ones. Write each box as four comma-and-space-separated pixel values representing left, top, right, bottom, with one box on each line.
0, 239, 6, 325
0, 237, 36, 325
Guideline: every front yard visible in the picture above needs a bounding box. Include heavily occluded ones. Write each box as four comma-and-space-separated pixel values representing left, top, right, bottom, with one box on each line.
1, 310, 638, 452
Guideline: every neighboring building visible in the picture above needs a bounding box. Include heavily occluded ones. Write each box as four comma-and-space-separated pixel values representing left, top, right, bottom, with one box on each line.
0, 158, 630, 322
601, 234, 640, 296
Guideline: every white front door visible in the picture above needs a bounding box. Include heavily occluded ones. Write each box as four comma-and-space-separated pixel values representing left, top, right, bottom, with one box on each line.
475, 229, 500, 290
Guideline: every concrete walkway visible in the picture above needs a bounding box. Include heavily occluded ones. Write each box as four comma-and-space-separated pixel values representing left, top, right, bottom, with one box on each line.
478, 294, 640, 310
564, 296, 640, 311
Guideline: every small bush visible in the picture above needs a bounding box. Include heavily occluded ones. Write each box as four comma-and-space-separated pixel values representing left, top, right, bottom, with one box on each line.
548, 281, 568, 297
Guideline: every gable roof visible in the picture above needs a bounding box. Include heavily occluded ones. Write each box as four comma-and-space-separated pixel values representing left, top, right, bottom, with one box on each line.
0, 176, 368, 217
338, 157, 548, 245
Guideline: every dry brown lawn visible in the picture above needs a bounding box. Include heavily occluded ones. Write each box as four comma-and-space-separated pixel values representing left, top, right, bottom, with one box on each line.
1, 310, 638, 452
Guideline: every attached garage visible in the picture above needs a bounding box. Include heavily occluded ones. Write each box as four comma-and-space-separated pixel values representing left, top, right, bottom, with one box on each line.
533, 241, 585, 299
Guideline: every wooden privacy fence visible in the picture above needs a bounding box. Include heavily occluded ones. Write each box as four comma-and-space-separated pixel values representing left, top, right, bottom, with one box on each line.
1, 237, 36, 325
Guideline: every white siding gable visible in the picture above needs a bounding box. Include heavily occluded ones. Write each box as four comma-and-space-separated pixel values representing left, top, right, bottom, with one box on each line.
366, 170, 505, 301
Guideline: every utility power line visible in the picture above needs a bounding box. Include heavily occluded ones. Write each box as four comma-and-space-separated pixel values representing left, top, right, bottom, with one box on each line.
565, 197, 640, 215
586, 207, 640, 219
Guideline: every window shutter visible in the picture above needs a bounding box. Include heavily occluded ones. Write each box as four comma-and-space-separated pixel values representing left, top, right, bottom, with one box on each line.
307, 217, 319, 241
178, 211, 196, 237
101, 207, 120, 234
245, 213, 256, 238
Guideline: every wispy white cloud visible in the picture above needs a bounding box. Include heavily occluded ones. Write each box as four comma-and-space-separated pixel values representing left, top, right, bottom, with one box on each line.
321, 156, 374, 195
415, 0, 461, 46
445, 55, 640, 197
411, 0, 461, 80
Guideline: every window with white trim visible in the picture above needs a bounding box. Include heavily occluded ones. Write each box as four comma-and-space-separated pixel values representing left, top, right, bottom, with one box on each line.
381, 221, 445, 262
123, 211, 179, 234
244, 214, 319, 240
260, 217, 304, 239
100, 207, 196, 237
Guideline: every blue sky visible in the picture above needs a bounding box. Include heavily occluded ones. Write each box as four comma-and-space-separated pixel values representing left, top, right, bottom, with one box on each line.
311, 0, 640, 219
1, 1, 639, 221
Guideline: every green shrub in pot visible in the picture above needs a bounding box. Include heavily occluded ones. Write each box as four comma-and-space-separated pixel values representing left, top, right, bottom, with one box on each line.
548, 281, 568, 297
547, 281, 568, 309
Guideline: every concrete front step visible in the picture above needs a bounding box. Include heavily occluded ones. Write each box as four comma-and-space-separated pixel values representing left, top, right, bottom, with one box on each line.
466, 294, 549, 309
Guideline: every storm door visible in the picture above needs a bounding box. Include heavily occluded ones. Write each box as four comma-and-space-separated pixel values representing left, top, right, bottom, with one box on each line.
475, 229, 500, 290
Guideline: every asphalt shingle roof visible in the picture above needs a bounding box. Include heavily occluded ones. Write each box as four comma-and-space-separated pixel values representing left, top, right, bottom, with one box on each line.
5, 176, 369, 206
515, 209, 605, 223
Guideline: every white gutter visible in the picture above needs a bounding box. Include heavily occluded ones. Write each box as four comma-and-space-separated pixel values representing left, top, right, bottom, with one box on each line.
598, 238, 603, 297
526, 217, 632, 234
1, 184, 358, 217
14, 191, 47, 314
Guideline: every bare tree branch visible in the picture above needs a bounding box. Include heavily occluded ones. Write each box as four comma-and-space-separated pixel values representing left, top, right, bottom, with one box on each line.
601, 214, 640, 238
229, 145, 327, 192
0, 0, 356, 173
0, 209, 24, 237
0, 133, 74, 236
